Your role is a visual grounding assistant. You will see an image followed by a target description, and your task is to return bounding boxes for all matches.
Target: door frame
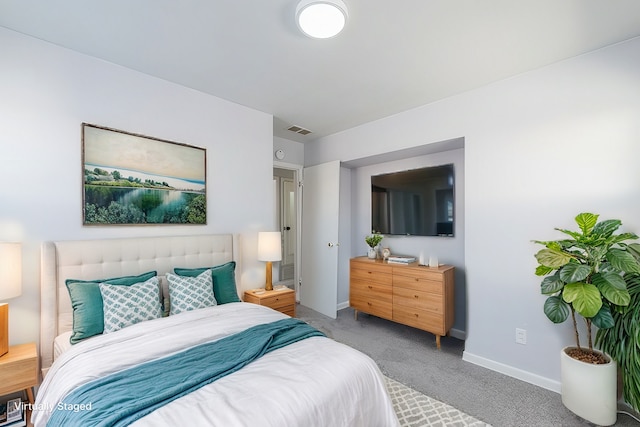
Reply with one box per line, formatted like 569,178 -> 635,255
274,161 -> 303,301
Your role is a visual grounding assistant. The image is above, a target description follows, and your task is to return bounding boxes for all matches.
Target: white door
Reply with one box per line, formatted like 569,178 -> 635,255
301,160 -> 340,318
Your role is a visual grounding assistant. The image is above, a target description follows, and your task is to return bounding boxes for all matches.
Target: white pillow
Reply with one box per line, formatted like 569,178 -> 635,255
99,277 -> 163,334
166,269 -> 217,315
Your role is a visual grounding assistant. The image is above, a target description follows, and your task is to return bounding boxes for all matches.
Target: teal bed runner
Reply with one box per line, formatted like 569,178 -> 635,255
47,318 -> 324,427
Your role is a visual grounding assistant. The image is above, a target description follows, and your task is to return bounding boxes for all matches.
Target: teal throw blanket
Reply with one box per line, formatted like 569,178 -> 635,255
47,318 -> 324,427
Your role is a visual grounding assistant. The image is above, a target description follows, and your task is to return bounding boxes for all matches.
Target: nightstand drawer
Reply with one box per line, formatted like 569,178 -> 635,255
244,288 -> 296,317
0,343 -> 38,396
260,293 -> 295,311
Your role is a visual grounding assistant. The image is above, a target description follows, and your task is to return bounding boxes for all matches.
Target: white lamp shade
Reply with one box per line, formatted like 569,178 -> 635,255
0,243 -> 22,300
258,232 -> 282,262
296,0 -> 348,39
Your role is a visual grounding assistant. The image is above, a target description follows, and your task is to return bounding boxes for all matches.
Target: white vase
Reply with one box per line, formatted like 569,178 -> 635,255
367,247 -> 377,259
560,346 -> 617,426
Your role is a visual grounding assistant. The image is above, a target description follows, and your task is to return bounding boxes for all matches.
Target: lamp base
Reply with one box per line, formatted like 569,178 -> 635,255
265,261 -> 273,291
0,303 -> 8,357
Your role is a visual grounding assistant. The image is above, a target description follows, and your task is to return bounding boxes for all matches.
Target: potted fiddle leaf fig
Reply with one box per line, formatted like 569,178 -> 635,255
533,212 -> 640,426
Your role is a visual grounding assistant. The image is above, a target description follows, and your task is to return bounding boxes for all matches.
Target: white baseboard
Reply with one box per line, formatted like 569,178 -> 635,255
337,301 -> 350,310
462,350 -> 561,393
449,328 -> 466,340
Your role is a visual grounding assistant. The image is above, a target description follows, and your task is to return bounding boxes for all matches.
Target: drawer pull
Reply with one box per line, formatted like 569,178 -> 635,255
414,295 -> 419,299
414,313 -> 419,318
368,285 -> 373,289
367,302 -> 372,306
414,278 -> 419,282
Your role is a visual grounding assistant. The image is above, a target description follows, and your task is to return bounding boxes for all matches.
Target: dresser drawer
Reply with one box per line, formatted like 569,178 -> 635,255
393,266 -> 444,281
393,273 -> 444,293
393,307 -> 444,335
350,267 -> 392,285
393,287 -> 442,313
350,294 -> 392,320
351,279 -> 391,301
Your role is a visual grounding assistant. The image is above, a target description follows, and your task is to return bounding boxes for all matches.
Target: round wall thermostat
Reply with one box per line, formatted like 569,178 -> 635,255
275,149 -> 285,160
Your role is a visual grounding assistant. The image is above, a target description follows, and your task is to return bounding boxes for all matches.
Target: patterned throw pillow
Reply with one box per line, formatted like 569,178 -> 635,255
173,261 -> 240,304
99,277 -> 163,334
166,269 -> 217,315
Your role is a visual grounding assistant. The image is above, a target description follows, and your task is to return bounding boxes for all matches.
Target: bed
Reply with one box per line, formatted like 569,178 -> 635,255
34,234 -> 399,427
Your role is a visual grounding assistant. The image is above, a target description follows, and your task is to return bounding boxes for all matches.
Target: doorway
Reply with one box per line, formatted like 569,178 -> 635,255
273,167 -> 297,286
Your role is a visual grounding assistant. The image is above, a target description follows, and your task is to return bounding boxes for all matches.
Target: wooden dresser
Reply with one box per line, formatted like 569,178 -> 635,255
349,257 -> 454,349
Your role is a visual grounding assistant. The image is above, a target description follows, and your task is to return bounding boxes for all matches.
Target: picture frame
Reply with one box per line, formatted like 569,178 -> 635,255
82,123 -> 206,225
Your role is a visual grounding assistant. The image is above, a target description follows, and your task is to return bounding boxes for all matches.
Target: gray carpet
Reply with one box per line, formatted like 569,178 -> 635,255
296,304 -> 640,426
386,375 -> 490,426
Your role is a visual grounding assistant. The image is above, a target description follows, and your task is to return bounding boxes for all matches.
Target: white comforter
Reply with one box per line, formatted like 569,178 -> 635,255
34,303 -> 399,427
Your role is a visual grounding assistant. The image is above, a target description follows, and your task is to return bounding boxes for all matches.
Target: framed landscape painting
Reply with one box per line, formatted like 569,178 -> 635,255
82,123 -> 206,225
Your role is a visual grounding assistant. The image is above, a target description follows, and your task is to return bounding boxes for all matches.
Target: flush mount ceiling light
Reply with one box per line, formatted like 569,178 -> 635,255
296,0 -> 348,39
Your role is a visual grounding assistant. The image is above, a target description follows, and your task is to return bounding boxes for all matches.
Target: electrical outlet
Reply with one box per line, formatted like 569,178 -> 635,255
516,328 -> 527,345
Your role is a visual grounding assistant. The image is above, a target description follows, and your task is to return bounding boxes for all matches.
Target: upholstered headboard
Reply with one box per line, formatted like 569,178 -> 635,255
40,234 -> 240,374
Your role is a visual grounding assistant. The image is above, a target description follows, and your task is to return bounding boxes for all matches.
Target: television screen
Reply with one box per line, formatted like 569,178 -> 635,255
371,164 -> 454,237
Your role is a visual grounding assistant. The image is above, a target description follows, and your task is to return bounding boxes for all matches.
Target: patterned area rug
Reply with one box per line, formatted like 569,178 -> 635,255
385,376 -> 491,427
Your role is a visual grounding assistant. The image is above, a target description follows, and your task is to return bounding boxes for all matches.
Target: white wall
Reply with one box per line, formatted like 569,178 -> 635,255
0,27 -> 274,347
305,36 -> 640,391
273,136 -> 304,165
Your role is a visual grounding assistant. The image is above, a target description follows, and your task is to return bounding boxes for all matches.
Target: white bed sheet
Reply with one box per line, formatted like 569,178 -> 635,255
52,331 -> 72,360
34,303 -> 399,427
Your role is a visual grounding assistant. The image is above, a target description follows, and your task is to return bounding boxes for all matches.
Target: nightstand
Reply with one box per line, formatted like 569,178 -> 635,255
0,342 -> 38,405
244,288 -> 296,317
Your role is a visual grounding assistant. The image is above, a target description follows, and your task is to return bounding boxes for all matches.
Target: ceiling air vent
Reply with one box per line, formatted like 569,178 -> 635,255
287,125 -> 312,136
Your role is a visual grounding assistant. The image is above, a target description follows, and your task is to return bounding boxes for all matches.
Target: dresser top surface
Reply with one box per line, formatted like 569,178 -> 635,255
351,256 -> 454,272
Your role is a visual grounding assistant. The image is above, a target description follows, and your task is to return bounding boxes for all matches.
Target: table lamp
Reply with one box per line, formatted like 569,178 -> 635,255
0,242 -> 22,357
258,232 -> 282,291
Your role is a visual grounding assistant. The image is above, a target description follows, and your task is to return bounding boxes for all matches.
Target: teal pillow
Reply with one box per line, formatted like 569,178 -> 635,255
173,261 -> 240,304
65,271 -> 157,344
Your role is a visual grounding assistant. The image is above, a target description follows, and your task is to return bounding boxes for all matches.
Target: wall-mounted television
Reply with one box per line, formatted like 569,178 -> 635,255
371,164 -> 454,237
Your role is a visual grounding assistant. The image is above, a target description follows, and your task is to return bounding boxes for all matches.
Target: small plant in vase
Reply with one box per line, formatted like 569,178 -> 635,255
365,233 -> 383,259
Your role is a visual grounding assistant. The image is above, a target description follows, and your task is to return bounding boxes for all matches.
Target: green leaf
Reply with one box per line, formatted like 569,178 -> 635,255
555,228 -> 582,240
627,243 -> 640,261
541,275 -> 565,294
592,219 -> 621,238
609,232 -> 639,245
594,271 -> 627,290
559,263 -> 591,283
543,296 -> 570,323
535,265 -> 553,276
535,248 -> 572,269
575,213 -> 598,235
592,305 -> 615,329
593,272 -> 631,306
608,248 -> 640,274
563,282 -> 602,318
